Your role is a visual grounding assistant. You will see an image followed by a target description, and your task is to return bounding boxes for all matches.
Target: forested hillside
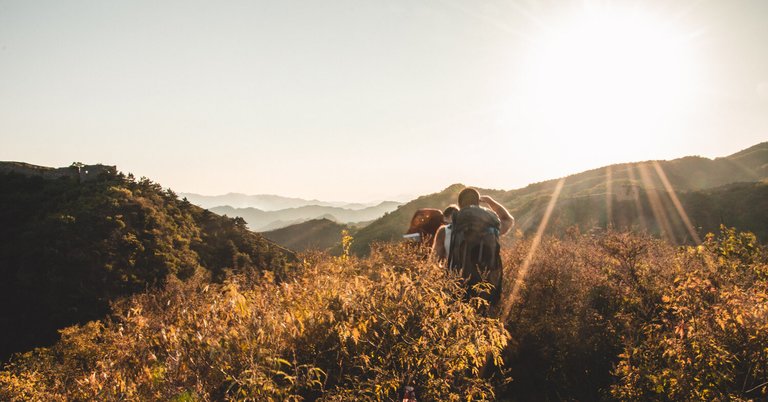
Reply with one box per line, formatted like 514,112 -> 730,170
350,142 -> 768,255
0,169 -> 293,362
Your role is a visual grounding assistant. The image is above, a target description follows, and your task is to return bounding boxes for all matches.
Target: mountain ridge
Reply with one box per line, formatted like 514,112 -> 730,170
261,218 -> 351,253
346,142 -> 768,255
179,191 -> 396,211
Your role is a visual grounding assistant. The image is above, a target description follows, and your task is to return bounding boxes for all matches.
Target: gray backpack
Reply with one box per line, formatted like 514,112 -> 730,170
447,206 -> 502,303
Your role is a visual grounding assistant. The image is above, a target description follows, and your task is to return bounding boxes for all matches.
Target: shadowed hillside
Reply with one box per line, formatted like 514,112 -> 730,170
351,142 -> 768,255
261,218 -> 351,253
0,165 -> 294,362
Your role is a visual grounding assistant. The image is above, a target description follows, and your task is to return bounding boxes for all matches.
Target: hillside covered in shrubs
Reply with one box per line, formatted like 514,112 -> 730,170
2,227 -> 766,401
349,142 -> 768,255
0,169 -> 293,362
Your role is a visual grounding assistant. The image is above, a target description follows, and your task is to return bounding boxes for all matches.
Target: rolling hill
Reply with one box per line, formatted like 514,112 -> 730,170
348,142 -> 768,254
261,218 -> 352,253
0,164 -> 294,362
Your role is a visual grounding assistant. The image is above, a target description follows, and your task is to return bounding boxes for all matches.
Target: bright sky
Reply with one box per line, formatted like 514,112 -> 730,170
1,1 -> 767,202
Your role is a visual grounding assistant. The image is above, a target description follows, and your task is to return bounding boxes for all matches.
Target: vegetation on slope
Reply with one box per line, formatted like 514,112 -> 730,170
492,227 -> 768,401
1,241 -> 507,401
352,143 -> 768,254
0,170 -> 292,362
2,227 -> 766,401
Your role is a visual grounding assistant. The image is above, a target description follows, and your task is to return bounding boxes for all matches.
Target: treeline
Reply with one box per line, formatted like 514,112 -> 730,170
2,228 -> 766,400
514,181 -> 768,244
0,171 -> 292,362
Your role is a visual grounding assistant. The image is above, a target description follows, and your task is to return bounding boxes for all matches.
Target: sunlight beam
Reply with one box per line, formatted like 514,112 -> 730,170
626,164 -> 647,231
637,163 -> 676,243
652,161 -> 702,244
501,178 -> 566,321
605,165 -> 613,228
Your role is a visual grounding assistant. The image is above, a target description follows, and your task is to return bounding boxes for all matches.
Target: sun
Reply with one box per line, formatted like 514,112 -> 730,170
518,4 -> 700,154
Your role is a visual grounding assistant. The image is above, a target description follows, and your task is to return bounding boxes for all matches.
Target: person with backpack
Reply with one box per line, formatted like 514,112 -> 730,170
447,188 -> 514,307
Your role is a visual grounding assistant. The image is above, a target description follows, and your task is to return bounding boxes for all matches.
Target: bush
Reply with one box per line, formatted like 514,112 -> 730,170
496,227 -> 767,401
0,242 -> 508,401
3,228 -> 766,401
496,231 -> 671,401
611,227 -> 768,401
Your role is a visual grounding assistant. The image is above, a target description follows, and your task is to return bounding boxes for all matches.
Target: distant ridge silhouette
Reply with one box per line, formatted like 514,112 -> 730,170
179,192 -> 394,211
211,201 -> 401,232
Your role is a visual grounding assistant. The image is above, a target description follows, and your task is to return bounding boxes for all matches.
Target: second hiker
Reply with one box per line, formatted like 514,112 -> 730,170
431,204 -> 459,261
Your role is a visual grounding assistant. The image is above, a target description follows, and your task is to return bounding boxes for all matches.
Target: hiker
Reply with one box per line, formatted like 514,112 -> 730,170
404,208 -> 444,244
447,188 -> 514,307
431,204 -> 459,261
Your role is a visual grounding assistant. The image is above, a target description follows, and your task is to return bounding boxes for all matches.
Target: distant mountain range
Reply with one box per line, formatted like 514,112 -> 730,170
266,142 -> 767,255
179,192 -> 388,211
210,201 -> 401,232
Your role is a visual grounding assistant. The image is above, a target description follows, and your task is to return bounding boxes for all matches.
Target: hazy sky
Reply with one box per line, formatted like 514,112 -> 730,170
1,1 -> 767,202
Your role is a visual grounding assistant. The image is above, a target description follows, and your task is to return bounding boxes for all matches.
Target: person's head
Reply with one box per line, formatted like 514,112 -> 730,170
443,204 -> 459,223
457,188 -> 480,209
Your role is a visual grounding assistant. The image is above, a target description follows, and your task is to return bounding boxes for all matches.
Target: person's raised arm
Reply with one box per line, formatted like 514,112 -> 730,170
479,195 -> 515,235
